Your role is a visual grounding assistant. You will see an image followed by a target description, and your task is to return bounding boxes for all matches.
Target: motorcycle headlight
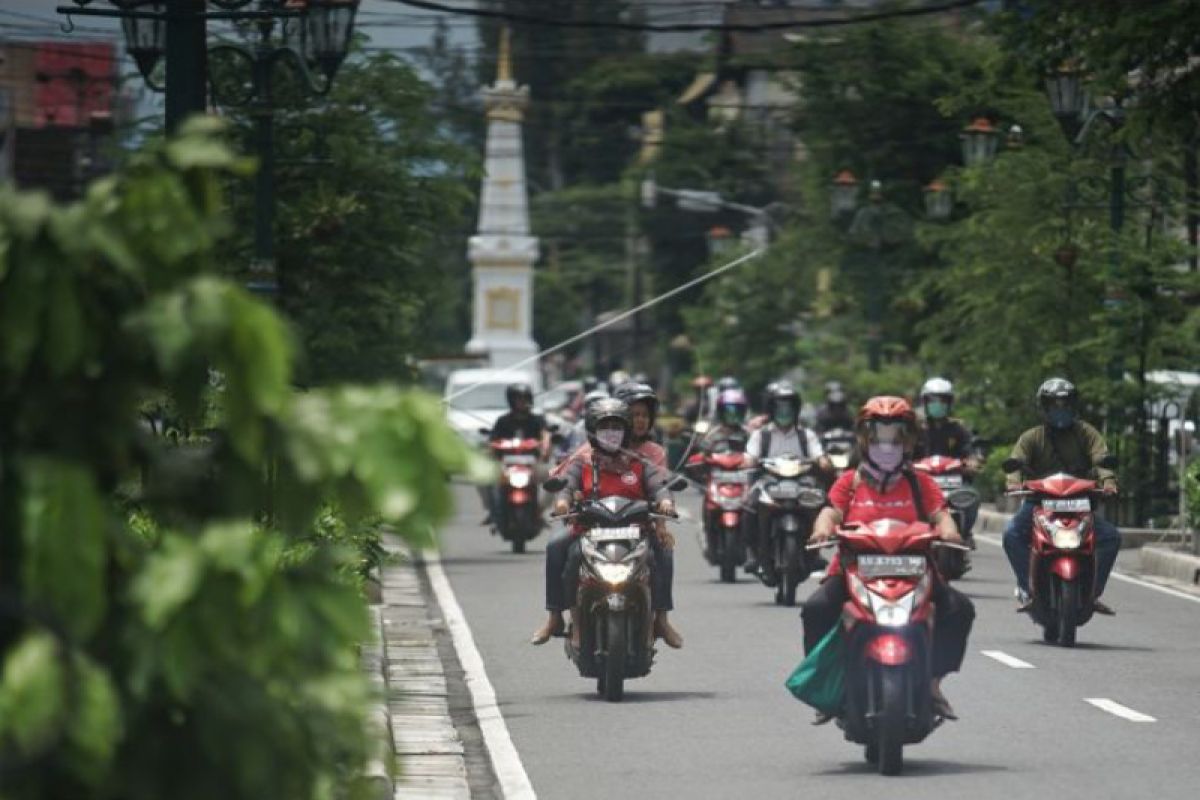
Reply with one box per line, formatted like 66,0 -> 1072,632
595,562 -> 633,586
507,470 -> 531,488
1050,521 -> 1082,550
873,597 -> 913,627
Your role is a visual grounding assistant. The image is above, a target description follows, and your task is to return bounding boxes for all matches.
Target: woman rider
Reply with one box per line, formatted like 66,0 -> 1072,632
802,396 -> 976,720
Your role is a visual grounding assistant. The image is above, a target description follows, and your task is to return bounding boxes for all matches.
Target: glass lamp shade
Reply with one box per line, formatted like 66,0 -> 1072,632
830,169 -> 859,217
960,117 -> 999,166
304,0 -> 360,80
120,2 -> 167,82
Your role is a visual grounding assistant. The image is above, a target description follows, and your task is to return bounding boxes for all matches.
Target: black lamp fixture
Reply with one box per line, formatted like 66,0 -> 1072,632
960,117 -> 1000,167
830,169 -> 859,217
303,0 -> 360,82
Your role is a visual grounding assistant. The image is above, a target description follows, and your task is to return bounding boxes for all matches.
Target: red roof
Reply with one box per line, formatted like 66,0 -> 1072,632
34,42 -> 117,128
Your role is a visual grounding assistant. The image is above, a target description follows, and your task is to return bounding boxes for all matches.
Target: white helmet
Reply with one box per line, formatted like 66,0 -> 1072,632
920,377 -> 954,400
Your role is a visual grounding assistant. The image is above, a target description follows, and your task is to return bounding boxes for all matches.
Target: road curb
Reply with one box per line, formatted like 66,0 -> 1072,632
378,538 -> 478,800
1139,545 -> 1200,587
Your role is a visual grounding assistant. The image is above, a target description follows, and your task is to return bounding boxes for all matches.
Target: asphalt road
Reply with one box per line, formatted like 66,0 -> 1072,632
437,484 -> 1200,799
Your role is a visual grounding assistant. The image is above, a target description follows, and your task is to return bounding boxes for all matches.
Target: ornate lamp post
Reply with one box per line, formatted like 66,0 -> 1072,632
58,0 -> 360,295
923,179 -> 952,221
960,117 -> 1000,167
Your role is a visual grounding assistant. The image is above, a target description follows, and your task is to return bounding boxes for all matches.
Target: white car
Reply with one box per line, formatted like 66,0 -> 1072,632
443,368 -> 543,447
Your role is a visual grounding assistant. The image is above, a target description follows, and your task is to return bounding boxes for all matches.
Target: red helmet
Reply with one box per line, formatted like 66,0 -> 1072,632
856,396 -> 917,450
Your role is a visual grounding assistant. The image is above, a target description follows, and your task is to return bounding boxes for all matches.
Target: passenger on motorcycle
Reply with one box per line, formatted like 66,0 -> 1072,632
742,382 -> 828,578
1003,378 -> 1120,615
481,383 -> 551,525
701,388 -> 750,455
914,377 -> 982,537
802,396 -> 975,720
532,399 -> 682,648
815,381 -> 855,434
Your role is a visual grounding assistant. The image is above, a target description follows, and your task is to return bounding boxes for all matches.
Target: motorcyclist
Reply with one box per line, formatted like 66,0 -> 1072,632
1003,378 -> 1120,615
701,388 -> 750,455
742,382 -> 828,579
532,398 -> 683,649
557,389 -> 609,462
802,396 -> 975,721
914,377 -> 982,541
815,381 -> 855,434
745,380 -> 779,433
481,383 -> 551,525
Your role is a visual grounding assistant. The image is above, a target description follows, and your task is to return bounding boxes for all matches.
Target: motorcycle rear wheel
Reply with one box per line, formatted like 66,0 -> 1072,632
877,668 -> 906,776
603,613 -> 626,702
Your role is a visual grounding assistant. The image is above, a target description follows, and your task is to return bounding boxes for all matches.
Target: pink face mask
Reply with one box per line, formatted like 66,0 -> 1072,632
596,430 -> 624,453
868,442 -> 904,471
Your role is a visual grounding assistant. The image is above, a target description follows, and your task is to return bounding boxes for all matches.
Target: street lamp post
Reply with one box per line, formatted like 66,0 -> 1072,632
59,1 -> 360,295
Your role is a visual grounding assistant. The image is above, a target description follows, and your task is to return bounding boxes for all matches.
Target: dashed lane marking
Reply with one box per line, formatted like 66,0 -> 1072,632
1084,698 -> 1157,723
981,650 -> 1036,669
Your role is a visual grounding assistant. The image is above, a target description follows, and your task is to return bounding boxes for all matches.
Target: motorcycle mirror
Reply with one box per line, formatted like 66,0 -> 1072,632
1001,457 -> 1024,473
668,476 -> 689,492
478,427 -> 491,436
543,477 -> 567,493
1096,453 -> 1119,469
546,422 -> 560,433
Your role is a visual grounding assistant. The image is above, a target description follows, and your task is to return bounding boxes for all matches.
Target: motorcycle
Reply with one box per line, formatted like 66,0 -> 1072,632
810,519 -> 965,775
821,427 -> 857,473
486,436 -> 543,553
1003,455 -> 1116,647
757,455 -> 826,606
543,475 -> 685,702
687,450 -> 754,583
912,455 -> 979,580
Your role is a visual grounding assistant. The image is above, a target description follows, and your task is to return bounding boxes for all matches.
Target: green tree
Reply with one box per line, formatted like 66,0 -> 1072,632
0,119 -> 487,799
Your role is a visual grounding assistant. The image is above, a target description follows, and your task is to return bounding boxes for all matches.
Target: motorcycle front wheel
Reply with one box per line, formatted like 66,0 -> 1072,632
1057,579 -> 1078,648
720,527 -> 739,583
603,612 -> 627,702
778,534 -> 802,607
877,667 -> 906,776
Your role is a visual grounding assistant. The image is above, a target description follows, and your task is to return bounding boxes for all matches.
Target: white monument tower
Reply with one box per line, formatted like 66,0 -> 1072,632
465,28 -> 539,368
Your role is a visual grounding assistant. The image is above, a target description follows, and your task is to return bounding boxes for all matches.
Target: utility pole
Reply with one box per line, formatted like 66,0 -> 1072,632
164,0 -> 208,133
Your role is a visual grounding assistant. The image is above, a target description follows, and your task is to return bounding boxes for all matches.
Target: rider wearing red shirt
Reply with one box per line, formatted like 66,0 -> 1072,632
802,396 -> 975,720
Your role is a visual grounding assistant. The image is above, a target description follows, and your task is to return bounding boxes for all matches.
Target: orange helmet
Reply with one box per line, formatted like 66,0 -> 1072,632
856,395 -> 918,450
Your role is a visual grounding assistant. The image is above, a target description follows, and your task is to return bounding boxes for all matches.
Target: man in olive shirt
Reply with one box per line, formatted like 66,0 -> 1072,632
1003,378 -> 1120,614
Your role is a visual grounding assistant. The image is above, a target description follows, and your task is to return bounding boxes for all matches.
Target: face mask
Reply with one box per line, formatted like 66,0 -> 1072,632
722,408 -> 744,426
926,400 -> 949,420
1047,408 -> 1075,429
596,429 -> 624,452
868,442 -> 904,472
773,404 -> 796,427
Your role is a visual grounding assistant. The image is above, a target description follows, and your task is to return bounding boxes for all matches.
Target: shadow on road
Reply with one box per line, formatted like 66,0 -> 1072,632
544,690 -> 721,704
1033,640 -> 1154,653
813,758 -> 1010,777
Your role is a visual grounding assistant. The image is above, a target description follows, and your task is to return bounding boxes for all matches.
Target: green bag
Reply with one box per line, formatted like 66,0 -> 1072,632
785,624 -> 846,714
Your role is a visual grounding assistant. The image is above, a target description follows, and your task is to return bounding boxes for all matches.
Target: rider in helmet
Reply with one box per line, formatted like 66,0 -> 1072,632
533,398 -> 682,648
702,388 -> 750,455
742,381 -> 828,578
815,381 -> 854,434
481,383 -> 551,524
915,377 -> 982,541
1003,378 -> 1120,614
804,396 -> 975,720
745,380 -> 779,432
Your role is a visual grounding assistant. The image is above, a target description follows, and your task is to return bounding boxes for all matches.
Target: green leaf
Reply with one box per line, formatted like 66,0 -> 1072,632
20,459 -> 108,640
66,654 -> 122,780
0,632 -> 66,756
133,536 -> 203,630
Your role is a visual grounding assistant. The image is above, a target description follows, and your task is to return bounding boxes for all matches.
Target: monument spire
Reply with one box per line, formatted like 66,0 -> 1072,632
465,27 -> 539,367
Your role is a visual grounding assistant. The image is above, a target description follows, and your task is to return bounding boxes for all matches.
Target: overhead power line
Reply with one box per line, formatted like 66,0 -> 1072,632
388,0 -> 985,32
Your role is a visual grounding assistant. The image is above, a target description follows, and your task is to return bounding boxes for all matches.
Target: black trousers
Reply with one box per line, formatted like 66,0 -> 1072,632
546,532 -> 674,611
800,576 -> 975,678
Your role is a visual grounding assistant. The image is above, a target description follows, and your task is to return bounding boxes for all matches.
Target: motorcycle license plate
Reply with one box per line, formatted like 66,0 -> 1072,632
858,555 -> 926,578
935,474 -> 963,489
1043,497 -> 1090,513
711,470 -> 750,483
590,526 -> 641,543
502,454 -> 537,465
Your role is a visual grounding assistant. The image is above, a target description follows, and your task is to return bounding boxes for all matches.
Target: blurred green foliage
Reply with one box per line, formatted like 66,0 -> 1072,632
0,118 -> 488,799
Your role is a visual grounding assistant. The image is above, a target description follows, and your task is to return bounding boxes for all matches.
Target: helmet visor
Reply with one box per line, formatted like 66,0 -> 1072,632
868,419 -> 908,444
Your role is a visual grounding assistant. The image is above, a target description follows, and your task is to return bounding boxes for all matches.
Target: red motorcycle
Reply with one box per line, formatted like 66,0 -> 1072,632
687,451 -> 754,582
489,437 -> 542,553
912,456 -> 979,580
812,519 -> 963,775
1003,456 -> 1115,647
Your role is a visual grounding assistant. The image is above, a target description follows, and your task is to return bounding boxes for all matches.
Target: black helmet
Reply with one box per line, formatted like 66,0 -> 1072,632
582,389 -> 609,412
767,381 -> 801,422
717,375 -> 741,393
615,381 -> 659,429
585,397 -> 631,451
1037,377 -> 1078,429
505,382 -> 533,409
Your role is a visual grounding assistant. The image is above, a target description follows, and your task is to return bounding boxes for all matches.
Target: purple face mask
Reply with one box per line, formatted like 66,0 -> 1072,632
868,442 -> 904,472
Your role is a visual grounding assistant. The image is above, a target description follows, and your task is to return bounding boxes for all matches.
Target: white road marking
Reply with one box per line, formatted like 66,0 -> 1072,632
974,533 -> 1200,606
423,548 -> 537,799
981,650 -> 1036,669
1084,698 -> 1157,723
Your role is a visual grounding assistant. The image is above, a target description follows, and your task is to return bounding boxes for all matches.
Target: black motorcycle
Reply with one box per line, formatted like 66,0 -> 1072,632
756,455 -> 826,606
